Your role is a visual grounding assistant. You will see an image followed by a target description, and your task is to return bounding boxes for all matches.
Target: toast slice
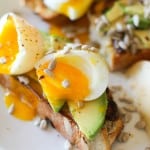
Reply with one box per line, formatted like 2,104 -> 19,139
89,1 -> 150,71
22,0 -> 114,21
22,0 -> 59,20
38,100 -> 123,150
90,24 -> 150,71
0,74 -> 123,150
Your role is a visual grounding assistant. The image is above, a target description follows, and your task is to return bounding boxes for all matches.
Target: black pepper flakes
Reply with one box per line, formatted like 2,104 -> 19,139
39,75 -> 45,80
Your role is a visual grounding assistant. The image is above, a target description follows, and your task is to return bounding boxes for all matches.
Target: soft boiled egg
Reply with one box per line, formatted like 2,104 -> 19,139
35,44 -> 109,102
0,13 -> 45,75
43,0 -> 94,20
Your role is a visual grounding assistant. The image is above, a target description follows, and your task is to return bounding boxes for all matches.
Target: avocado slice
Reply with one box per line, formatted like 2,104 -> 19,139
38,80 -> 65,112
47,97 -> 65,112
127,17 -> 150,29
49,35 -> 69,50
68,92 -> 108,140
124,3 -> 144,16
105,2 -> 124,22
134,30 -> 150,49
40,31 -> 69,52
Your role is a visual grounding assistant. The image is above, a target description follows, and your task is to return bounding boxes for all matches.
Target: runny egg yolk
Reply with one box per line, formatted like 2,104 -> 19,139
59,0 -> 92,19
59,0 -> 81,16
36,58 -> 89,102
0,17 -> 18,74
3,76 -> 39,121
5,92 -> 36,121
44,0 -> 93,20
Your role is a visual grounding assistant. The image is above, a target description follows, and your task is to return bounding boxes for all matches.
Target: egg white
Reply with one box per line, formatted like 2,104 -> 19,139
0,13 -> 45,74
43,0 -> 93,20
35,48 -> 109,101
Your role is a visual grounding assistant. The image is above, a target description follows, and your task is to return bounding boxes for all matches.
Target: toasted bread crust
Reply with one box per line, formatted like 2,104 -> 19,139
37,100 -> 123,150
0,75 -> 123,150
105,47 -> 150,71
22,0 -> 59,20
90,23 -> 150,71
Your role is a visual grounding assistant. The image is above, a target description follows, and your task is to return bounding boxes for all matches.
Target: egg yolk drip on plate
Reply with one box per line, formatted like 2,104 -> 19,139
36,57 -> 89,102
2,75 -> 40,121
0,16 -> 18,74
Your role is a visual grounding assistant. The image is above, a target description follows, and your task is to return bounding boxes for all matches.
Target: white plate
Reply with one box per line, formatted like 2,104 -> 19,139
0,1 -> 149,150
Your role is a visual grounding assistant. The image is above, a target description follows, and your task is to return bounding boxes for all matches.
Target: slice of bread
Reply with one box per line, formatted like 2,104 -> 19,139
22,0 -> 59,20
89,1 -> 150,71
90,19 -> 150,71
0,74 -> 123,150
37,94 -> 123,150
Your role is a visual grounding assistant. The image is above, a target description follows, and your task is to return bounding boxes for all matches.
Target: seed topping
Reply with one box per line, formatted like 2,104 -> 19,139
62,79 -> 70,88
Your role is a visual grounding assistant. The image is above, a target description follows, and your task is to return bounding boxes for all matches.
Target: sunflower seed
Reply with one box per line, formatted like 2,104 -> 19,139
109,86 -> 122,92
118,41 -> 127,50
0,56 -> 7,64
135,119 -> 146,130
121,113 -> 132,123
126,24 -> 133,33
62,79 -> 70,88
90,47 -> 98,52
96,15 -> 108,31
81,45 -> 90,50
63,45 -> 72,54
72,44 -> 82,50
48,58 -> 56,71
123,34 -> 130,46
17,76 -> 30,85
123,104 -> 137,112
133,15 -> 140,27
118,132 -> 131,142
101,15 -> 109,24
34,117 -> 41,126
44,69 -> 53,77
64,117 -> 73,137
119,97 -> 133,104
39,119 -> 47,129
119,107 -> 127,115
8,103 -> 15,114
116,23 -> 124,32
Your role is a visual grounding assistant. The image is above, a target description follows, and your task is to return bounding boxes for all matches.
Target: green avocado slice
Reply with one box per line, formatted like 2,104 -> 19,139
48,98 -> 65,112
105,2 -> 124,22
68,92 -> 108,140
127,17 -> 150,30
124,3 -> 144,16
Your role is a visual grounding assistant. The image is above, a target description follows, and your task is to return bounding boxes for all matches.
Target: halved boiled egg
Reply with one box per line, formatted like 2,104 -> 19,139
35,45 -> 109,102
43,0 -> 94,20
0,13 -> 45,75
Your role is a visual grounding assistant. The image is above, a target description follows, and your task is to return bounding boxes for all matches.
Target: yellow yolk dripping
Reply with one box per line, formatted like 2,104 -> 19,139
0,17 -> 18,74
2,75 -> 39,121
37,60 -> 89,102
5,92 -> 36,121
